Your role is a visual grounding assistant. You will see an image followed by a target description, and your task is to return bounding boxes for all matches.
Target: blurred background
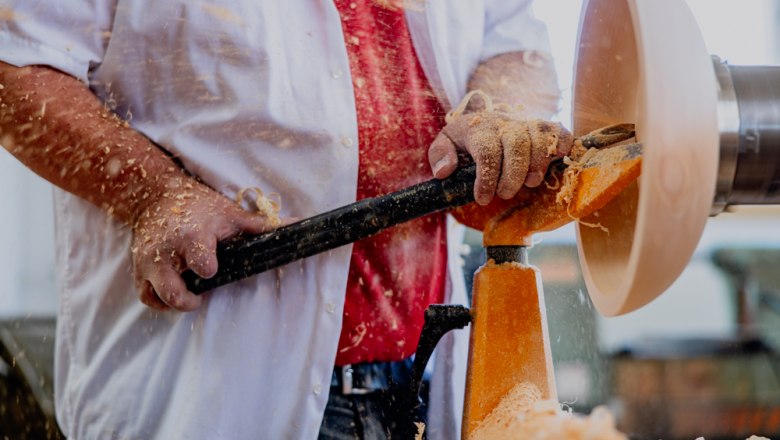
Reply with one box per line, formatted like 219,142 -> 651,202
1,0 -> 780,439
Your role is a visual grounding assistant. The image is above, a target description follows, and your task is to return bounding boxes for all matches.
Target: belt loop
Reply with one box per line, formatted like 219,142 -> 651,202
341,364 -> 354,395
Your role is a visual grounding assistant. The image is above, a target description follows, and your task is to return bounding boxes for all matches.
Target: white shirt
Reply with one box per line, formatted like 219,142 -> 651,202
0,1 -> 550,438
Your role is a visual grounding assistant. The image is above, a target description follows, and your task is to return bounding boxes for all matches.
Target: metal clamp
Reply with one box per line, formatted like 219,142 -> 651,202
711,56 -> 740,215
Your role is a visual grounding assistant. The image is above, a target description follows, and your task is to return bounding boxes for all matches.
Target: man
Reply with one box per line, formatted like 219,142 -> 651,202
0,0 -> 567,438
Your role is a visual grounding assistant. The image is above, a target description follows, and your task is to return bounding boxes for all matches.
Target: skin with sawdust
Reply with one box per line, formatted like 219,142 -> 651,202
0,62 -> 272,311
428,51 -> 573,205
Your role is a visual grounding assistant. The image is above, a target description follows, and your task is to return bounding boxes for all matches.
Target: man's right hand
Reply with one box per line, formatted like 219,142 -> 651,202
0,62 -> 278,312
131,178 -> 275,311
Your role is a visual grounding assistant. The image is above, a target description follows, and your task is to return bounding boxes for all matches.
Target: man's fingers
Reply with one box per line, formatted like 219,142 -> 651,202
234,210 -> 274,235
428,132 -> 459,179
148,265 -> 202,311
526,120 -> 560,188
432,114 -> 576,198
496,122 -> 531,199
466,125 -> 502,205
183,234 -> 218,279
138,280 -> 170,311
555,126 -> 574,159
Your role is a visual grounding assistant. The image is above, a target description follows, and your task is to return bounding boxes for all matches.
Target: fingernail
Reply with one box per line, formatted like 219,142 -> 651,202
432,158 -> 449,176
496,186 -> 514,200
475,191 -> 491,206
525,171 -> 544,188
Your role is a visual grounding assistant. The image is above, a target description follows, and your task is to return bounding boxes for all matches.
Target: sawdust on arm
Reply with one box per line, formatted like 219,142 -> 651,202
465,51 -> 561,120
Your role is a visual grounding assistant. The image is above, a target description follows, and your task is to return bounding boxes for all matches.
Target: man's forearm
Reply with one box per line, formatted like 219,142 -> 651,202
0,62 -> 189,225
467,51 -> 561,120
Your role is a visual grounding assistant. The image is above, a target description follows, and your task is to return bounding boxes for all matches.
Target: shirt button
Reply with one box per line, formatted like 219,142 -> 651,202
325,302 -> 336,314
313,384 -> 322,395
341,137 -> 354,148
331,69 -> 344,79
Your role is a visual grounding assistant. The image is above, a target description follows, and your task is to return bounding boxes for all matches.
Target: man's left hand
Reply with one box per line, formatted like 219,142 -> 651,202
428,113 -> 573,205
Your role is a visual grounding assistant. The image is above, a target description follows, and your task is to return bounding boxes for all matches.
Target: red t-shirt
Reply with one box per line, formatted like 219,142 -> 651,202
334,0 -> 448,365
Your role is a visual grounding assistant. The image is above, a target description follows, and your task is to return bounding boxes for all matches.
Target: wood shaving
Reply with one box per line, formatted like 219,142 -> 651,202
556,146 -> 597,206
414,422 -> 425,440
338,322 -> 367,353
235,187 -> 281,227
544,169 -> 560,190
555,144 -> 610,233
446,90 -> 495,124
448,90 -> 493,123
573,214 -> 609,234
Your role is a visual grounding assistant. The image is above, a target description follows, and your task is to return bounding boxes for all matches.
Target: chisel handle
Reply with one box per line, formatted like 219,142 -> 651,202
183,164 -> 476,294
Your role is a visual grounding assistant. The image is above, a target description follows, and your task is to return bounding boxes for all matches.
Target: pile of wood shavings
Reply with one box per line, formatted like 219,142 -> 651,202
470,382 -> 772,440
697,437 -> 770,440
470,382 -> 627,440
696,435 -> 772,440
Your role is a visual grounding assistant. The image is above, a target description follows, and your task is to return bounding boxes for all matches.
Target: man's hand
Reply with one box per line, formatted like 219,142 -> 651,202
0,62 -> 279,312
428,113 -> 573,205
131,178 -> 275,311
428,50 -> 569,205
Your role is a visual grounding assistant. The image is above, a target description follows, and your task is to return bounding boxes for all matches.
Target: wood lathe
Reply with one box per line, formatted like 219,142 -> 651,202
181,123 -> 642,437
182,0 -> 780,435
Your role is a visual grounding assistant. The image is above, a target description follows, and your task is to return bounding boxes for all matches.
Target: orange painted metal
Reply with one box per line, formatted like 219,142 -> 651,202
463,261 -> 556,437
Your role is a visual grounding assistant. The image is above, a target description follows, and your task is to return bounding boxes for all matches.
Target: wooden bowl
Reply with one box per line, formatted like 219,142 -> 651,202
573,0 -> 720,316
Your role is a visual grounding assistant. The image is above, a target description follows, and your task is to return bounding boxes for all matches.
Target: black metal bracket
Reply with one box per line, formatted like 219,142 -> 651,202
402,304 -> 472,438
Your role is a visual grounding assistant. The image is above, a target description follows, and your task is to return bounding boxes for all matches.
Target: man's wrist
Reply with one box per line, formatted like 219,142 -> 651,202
466,51 -> 561,120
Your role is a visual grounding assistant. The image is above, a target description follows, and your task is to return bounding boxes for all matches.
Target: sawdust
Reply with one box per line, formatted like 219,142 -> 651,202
0,7 -> 18,21
446,89 -> 527,124
470,382 -> 627,440
199,3 -> 245,26
372,0 -> 426,12
528,120 -> 561,157
697,436 -> 770,440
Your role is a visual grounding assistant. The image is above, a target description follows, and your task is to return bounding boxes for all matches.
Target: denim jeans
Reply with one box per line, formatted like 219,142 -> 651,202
318,360 -> 428,440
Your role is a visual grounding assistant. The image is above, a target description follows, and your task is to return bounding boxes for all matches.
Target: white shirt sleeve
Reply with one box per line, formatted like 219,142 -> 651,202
0,0 -> 117,83
481,0 -> 552,62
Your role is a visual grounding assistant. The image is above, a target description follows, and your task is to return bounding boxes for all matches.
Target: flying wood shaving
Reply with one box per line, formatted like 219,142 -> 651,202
574,214 -> 609,234
235,187 -> 281,227
338,322 -> 367,353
